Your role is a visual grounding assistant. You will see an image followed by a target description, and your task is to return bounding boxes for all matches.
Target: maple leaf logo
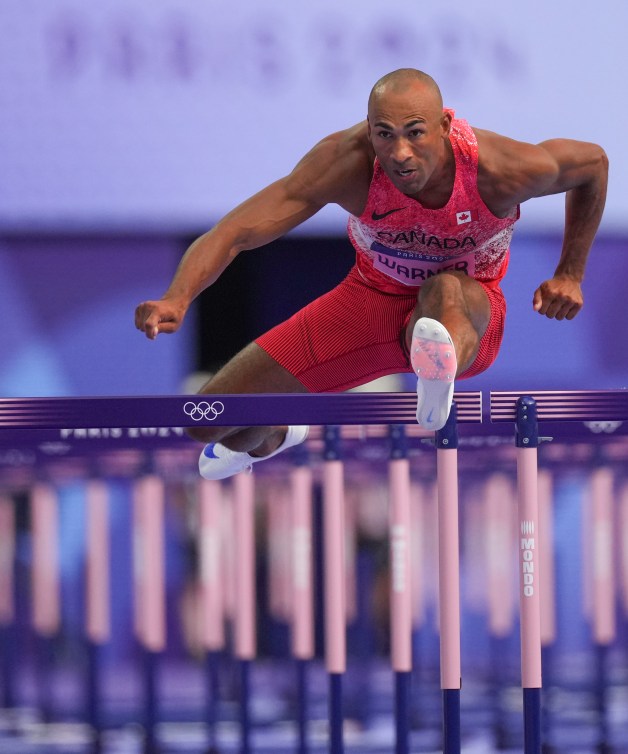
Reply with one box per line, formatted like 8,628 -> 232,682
455,210 -> 475,225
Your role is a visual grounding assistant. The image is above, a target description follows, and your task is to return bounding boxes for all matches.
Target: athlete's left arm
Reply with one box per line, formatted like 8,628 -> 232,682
531,139 -> 609,320
477,130 -> 608,320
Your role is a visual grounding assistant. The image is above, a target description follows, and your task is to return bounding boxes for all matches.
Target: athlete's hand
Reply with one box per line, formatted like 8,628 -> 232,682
135,298 -> 187,339
532,277 -> 583,320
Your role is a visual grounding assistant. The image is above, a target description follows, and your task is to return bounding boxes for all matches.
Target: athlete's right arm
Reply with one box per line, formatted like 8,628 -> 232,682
135,126 -> 370,339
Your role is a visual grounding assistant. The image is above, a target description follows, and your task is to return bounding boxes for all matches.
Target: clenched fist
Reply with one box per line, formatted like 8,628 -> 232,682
532,277 -> 583,321
135,298 -> 187,339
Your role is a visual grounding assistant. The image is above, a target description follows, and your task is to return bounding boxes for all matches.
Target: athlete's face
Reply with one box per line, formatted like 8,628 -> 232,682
367,85 -> 451,197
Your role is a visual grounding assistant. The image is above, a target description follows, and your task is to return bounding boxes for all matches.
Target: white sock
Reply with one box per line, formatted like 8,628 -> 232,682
257,425 -> 309,460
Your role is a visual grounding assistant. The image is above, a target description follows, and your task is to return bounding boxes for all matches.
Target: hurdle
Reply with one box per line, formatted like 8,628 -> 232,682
85,478 -> 111,749
133,473 -> 167,754
30,481 -> 61,724
319,425 -> 345,754
388,423 -> 412,754
198,478 -> 226,754
0,494 -> 15,712
435,403 -> 462,754
1,390 -> 628,752
289,444 -> 314,754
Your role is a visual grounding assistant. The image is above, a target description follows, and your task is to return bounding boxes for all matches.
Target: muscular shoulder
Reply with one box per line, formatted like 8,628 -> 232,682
285,122 -> 374,214
473,127 -> 560,215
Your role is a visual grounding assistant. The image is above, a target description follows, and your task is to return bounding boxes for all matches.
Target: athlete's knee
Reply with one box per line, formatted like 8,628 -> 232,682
419,270 -> 467,301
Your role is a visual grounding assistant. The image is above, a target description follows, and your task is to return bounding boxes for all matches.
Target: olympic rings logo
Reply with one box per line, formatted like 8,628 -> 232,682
183,400 -> 225,422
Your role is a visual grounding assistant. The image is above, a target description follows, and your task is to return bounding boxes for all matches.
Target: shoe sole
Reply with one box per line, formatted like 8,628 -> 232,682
410,318 -> 456,430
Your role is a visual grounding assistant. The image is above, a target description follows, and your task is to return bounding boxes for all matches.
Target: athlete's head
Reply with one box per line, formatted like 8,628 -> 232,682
367,69 -> 452,197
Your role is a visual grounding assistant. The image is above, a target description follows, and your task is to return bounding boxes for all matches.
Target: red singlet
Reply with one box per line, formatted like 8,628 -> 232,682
256,117 -> 519,391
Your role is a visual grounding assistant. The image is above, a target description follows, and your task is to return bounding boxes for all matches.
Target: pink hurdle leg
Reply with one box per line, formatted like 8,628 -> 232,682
133,474 -> 166,753
538,470 -> 556,648
31,483 -> 60,638
0,495 -> 16,709
620,481 -> 628,618
233,471 -> 256,754
435,405 -> 461,754
291,462 -> 314,754
344,489 -> 358,627
199,479 -> 225,752
199,479 -> 225,653
31,483 -> 61,722
515,397 -> 542,754
390,456 -> 413,674
589,466 -> 616,751
323,426 -> 346,754
389,425 -> 412,754
136,476 -> 166,653
267,485 -> 292,624
85,480 -> 111,737
291,465 -> 314,662
86,480 -> 111,645
0,495 -> 15,628
485,473 -> 517,641
589,468 -> 616,646
410,483 -> 427,632
233,472 -> 256,661
484,472 -> 517,746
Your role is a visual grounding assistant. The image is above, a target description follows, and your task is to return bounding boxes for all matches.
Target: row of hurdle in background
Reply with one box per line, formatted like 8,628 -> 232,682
0,391 -> 628,753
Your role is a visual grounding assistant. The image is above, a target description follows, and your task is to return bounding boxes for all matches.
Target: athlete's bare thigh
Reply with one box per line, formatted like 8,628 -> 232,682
198,342 -> 309,396
186,343 -> 307,446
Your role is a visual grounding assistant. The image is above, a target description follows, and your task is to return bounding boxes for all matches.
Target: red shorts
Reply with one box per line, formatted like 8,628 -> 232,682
255,266 -> 506,392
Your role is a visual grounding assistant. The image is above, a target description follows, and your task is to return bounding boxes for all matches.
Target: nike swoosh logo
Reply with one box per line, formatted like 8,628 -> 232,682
203,444 -> 219,459
426,408 -> 434,423
371,207 -> 407,221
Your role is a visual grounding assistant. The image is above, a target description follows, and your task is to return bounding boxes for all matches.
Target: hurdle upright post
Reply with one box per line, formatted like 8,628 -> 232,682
85,478 -> 111,750
388,424 -> 412,754
31,482 -> 61,724
435,403 -> 461,754
198,478 -> 226,754
322,425 -> 346,754
290,442 -> 314,754
515,396 -> 542,754
588,465 -> 616,753
0,495 -> 16,711
233,471 -> 256,754
133,473 -> 167,754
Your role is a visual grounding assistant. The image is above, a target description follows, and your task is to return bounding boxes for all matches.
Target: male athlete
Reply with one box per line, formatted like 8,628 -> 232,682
135,68 -> 608,480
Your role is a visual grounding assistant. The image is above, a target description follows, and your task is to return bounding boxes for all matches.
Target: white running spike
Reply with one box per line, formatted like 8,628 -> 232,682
410,317 -> 457,431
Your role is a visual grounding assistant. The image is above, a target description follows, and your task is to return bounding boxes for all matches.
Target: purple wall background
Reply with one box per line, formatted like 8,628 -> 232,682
468,233 -> 628,393
1,1 -> 625,397
1,0 -> 626,234
0,236 -> 193,396
0,231 -> 624,398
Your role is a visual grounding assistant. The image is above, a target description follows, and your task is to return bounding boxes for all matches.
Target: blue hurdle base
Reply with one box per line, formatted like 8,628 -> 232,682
442,688 -> 460,754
